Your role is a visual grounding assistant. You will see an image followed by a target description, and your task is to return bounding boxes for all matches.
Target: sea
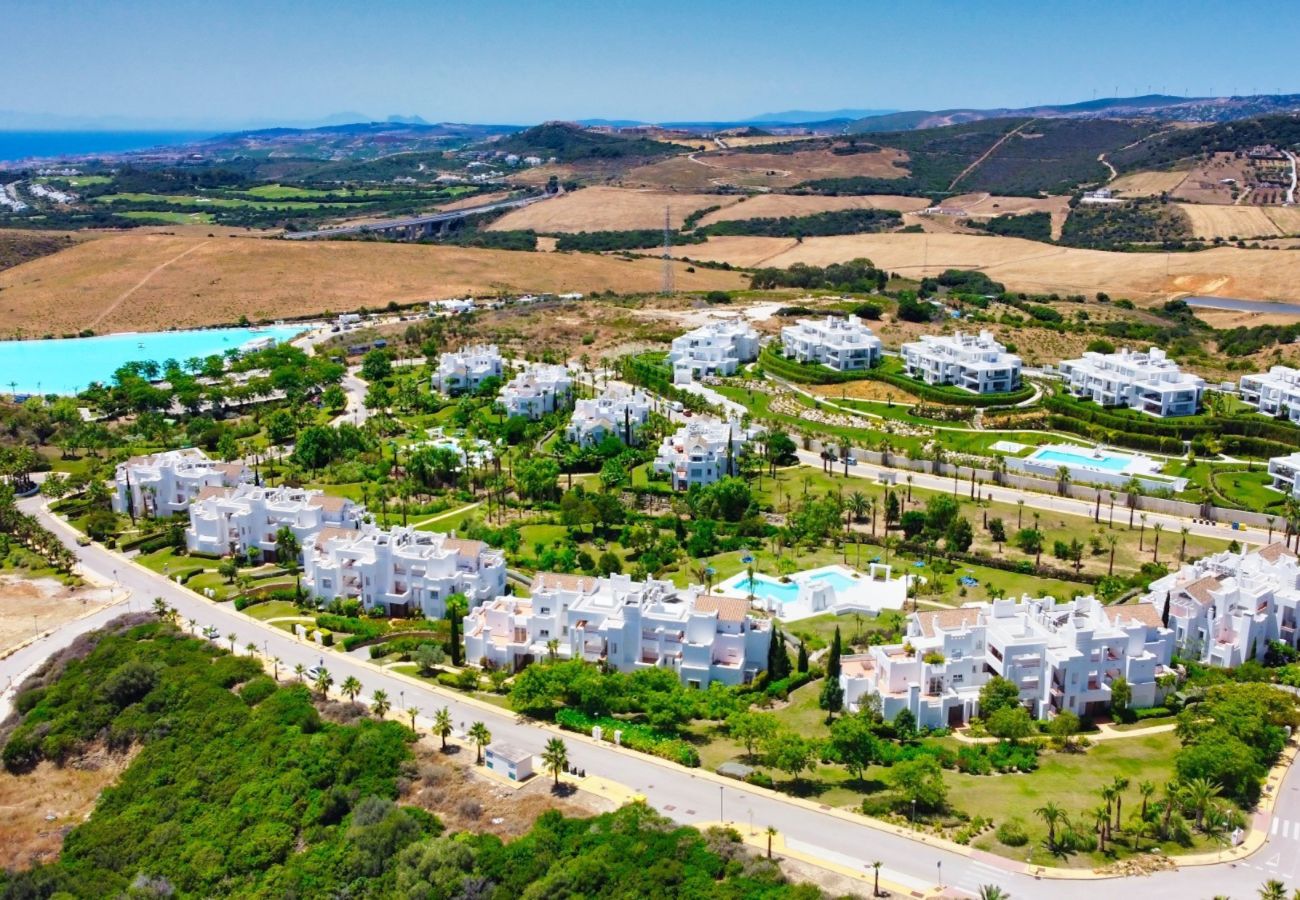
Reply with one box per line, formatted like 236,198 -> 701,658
0,131 -> 213,163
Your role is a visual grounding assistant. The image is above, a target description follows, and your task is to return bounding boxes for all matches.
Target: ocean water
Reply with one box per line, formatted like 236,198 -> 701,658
0,131 -> 213,163
0,326 -> 306,395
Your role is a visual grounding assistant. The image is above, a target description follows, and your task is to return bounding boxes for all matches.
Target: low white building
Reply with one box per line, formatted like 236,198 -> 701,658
1144,543 -> 1300,668
500,364 -> 573,419
485,743 -> 534,780
185,484 -> 361,560
780,314 -> 882,371
900,330 -> 1022,394
566,387 -> 653,447
1058,346 -> 1205,417
668,320 -> 760,384
434,344 -> 503,395
464,573 -> 770,687
652,417 -> 757,490
1240,366 -> 1300,424
430,298 -> 476,315
112,448 -> 250,519
1268,452 -> 1300,499
301,524 -> 506,618
841,595 -> 1173,728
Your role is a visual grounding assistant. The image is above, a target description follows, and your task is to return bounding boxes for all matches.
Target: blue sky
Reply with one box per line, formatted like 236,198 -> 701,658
3,0 -> 1295,127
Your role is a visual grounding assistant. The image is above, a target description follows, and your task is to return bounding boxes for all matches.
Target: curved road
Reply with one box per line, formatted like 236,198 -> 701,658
4,496 -> 1297,897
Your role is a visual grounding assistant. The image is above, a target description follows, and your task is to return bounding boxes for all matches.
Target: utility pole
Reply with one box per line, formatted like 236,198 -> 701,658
661,205 -> 674,295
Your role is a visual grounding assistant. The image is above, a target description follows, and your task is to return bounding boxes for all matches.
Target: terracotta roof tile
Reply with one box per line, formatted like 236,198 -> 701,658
531,572 -> 599,593
312,526 -> 358,550
1104,602 -> 1165,630
914,607 -> 982,639
308,494 -> 349,512
694,594 -> 751,623
1258,542 -> 1296,564
1181,575 -> 1222,606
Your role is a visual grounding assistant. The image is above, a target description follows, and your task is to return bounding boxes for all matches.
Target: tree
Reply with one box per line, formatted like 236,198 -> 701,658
766,826 -> 777,860
1257,879 -> 1287,900
446,593 -> 468,666
764,731 -> 818,784
945,516 -> 974,553
1110,775 -> 1130,833
468,721 -> 491,765
828,713 -> 882,782
796,639 -> 808,673
819,626 -> 844,719
766,627 -> 792,681
1035,801 -> 1066,850
274,526 -> 300,568
890,755 -> 947,811
218,557 -> 239,583
371,690 -> 391,719
313,667 -> 333,697
341,675 -> 362,702
360,348 -> 393,381
1015,528 -> 1044,566
727,710 -> 778,760
1048,709 -> 1080,750
978,888 -> 1009,900
432,707 -> 453,751
1110,676 -> 1131,719
987,517 -> 1006,552
542,737 -> 568,787
979,676 -> 1022,718
871,861 -> 883,898
413,643 -> 446,675
985,706 -> 1033,742
293,662 -> 305,682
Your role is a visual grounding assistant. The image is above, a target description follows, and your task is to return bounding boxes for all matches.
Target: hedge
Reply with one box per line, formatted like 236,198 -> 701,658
896,539 -> 1101,585
554,708 -> 700,767
1046,393 -> 1300,444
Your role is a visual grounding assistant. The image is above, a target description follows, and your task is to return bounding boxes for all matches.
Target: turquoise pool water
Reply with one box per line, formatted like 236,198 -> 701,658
738,570 -> 859,604
1032,448 -> 1132,473
0,326 -> 306,395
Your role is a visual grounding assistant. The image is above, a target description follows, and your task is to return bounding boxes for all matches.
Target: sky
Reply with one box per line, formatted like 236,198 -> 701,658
3,0 -> 1296,129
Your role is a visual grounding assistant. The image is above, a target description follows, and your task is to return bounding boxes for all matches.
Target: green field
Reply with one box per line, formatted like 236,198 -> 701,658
118,210 -> 215,224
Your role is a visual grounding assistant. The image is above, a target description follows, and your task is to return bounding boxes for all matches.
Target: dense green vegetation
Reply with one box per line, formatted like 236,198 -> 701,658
0,621 -> 817,898
747,257 -> 888,291
495,123 -> 680,161
957,119 -> 1159,195
1059,198 -> 1195,250
967,211 -> 1052,242
1110,114 -> 1300,173
553,229 -> 706,252
697,207 -> 902,238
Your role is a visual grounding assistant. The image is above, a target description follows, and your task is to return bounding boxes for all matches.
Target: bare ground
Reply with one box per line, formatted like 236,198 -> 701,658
487,186 -> 741,232
0,575 -> 115,654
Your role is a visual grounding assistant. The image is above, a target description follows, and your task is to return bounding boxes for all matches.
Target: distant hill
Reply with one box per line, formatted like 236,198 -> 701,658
1109,113 -> 1300,173
746,108 -> 898,124
847,94 -> 1300,133
492,122 -> 680,161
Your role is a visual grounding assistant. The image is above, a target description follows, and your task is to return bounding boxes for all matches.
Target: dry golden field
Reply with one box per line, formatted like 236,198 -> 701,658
0,233 -> 746,336
624,145 -> 907,191
1175,203 -> 1300,240
486,186 -> 740,232
1109,170 -> 1188,196
694,193 -> 930,226
682,232 -> 1300,304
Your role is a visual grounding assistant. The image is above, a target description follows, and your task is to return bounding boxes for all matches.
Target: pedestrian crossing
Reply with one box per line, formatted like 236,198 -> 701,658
1271,817 -> 1300,841
953,860 -> 1015,895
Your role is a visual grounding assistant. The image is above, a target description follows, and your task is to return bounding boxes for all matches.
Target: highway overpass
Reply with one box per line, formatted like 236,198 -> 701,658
282,191 -> 552,241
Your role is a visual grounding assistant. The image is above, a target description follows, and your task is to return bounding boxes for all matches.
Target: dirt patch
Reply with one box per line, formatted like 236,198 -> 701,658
0,745 -> 138,870
1110,170 -> 1187,197
0,230 -> 86,273
0,233 -> 746,336
810,380 -> 924,403
0,575 -> 116,654
1176,203 -> 1300,240
487,186 -> 740,232
625,145 -> 908,191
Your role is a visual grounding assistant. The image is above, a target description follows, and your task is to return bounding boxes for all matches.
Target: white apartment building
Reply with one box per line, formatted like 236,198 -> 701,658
781,314 -> 883,371
301,524 -> 506,618
434,344 -> 503,394
840,595 -> 1173,728
1240,366 -> 1300,424
463,573 -> 770,687
668,320 -> 760,384
900,330 -> 1022,394
1268,452 -> 1300,500
185,484 -> 360,560
652,417 -> 757,490
112,448 -> 250,519
1057,346 -> 1205,417
566,387 -> 653,447
500,364 -> 573,419
1144,543 -> 1300,668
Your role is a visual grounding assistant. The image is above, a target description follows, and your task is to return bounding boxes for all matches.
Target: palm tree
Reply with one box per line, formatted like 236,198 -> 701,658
847,490 -> 868,523
293,662 -> 306,682
1035,802 -> 1065,851
1139,513 -> 1148,550
1016,499 -> 1025,530
1258,880 -> 1287,900
468,721 -> 491,764
1092,804 -> 1110,853
1181,777 -> 1221,830
871,860 -> 883,897
766,826 -> 777,859
542,736 -> 568,786
312,668 -> 333,697
977,887 -> 1009,900
272,657 -> 281,680
1056,465 -> 1071,497
1105,533 -> 1118,576
341,675 -> 362,702
1151,522 -> 1163,562
433,706 -> 453,750
371,689 -> 391,718
1138,780 -> 1155,821
1179,525 -> 1190,562
1110,776 -> 1130,833
226,632 -> 237,652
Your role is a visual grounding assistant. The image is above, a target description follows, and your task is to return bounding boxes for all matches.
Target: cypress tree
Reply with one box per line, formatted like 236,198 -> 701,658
796,639 -> 809,673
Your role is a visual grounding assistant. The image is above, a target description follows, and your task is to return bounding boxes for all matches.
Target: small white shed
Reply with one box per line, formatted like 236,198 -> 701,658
485,742 -> 534,781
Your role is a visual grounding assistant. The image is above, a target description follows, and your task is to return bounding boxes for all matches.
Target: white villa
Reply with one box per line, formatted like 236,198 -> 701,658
185,484 -> 361,560
840,595 -> 1173,728
668,320 -> 760,384
112,448 -> 250,519
781,314 -> 882,371
566,387 -> 653,447
434,344 -> 503,394
301,524 -> 506,618
900,330 -> 1022,394
1240,366 -> 1300,423
500,364 -> 573,419
463,573 -> 770,687
1057,346 -> 1205,417
1144,543 -> 1300,668
652,417 -> 757,490
1268,452 -> 1300,500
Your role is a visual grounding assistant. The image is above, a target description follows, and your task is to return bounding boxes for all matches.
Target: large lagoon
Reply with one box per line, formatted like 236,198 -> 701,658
0,326 -> 307,395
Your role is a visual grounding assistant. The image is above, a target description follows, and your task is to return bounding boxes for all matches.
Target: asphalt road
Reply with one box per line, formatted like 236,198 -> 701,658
6,496 -> 1299,897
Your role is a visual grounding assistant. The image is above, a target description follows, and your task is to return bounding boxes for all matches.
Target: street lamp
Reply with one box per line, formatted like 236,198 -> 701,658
719,785 -> 724,823
936,861 -> 941,887
911,799 -> 916,828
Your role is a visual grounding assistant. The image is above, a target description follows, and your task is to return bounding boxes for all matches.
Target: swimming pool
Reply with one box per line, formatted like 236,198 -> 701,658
809,570 -> 858,592
0,325 -> 307,395
737,576 -> 800,603
1031,447 -> 1133,473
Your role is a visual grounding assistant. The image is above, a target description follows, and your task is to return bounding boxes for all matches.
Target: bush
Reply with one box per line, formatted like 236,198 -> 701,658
996,818 -> 1029,847
239,676 -> 278,706
554,708 -> 700,767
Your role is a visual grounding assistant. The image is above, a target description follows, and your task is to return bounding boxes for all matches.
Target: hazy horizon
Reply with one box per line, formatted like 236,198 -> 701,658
3,0 -> 1296,130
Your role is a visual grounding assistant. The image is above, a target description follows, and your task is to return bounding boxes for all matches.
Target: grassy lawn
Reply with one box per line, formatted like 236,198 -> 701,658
118,210 -> 214,224
783,610 -> 905,651
243,600 -> 306,621
1209,469 -> 1289,515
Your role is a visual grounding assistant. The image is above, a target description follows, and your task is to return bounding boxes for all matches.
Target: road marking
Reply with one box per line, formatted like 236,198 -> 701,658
1273,817 -> 1281,835
1266,852 -> 1281,868
1285,821 -> 1292,839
